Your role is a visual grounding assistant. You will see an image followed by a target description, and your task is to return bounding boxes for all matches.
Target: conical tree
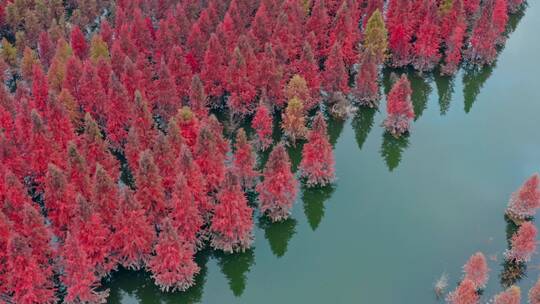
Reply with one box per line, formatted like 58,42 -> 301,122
299,112 -> 335,187
257,143 -> 298,222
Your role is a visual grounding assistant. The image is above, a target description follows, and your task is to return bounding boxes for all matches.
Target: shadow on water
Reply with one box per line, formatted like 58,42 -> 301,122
106,251 -> 210,304
500,260 -> 527,288
302,184 -> 336,231
286,141 -> 305,173
380,132 -> 410,172
259,216 -> 298,258
462,64 -> 495,113
351,107 -> 377,151
410,73 -> 432,121
214,249 -> 255,297
499,215 -> 527,288
327,115 -> 345,148
433,71 -> 455,116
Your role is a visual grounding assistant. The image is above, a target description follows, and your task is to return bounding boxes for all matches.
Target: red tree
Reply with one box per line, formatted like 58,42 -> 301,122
170,173 -> 203,247
100,19 -> 113,47
463,252 -> 489,289
299,112 -> 335,187
79,113 -> 118,180
194,123 -> 226,192
412,0 -> 441,71
61,232 -> 108,304
168,45 -> 193,100
200,33 -> 226,98
38,31 -> 54,68
78,61 -> 107,120
323,42 -> 349,94
506,173 -> 540,223
153,60 -> 178,119
447,279 -> 479,304
306,0 -> 330,60
295,40 -> 321,105
226,47 -> 257,115
383,74 -> 414,137
256,44 -> 285,108
32,63 -> 48,112
91,164 -> 118,223
147,219 -> 199,292
329,1 -> 360,66
175,106 -> 200,148
72,195 -> 114,275
493,0 -> 509,41
189,74 -> 208,117
353,52 -> 380,107
232,128 -> 258,190
386,0 -> 413,67
211,171 -> 254,252
112,189 -> 156,270
71,25 -> 88,59
441,1 -> 466,75
0,211 -> 10,297
105,77 -> 132,148
67,142 -> 91,199
151,133 -> 178,193
178,145 -> 212,214
135,150 -> 166,223
6,234 -> 56,304
505,221 -> 537,263
493,286 -> 521,304
530,277 -> 540,304
467,1 -> 498,66
257,143 -> 298,222
463,0 -> 481,15
252,102 -> 273,150
130,9 -> 154,55
63,56 -> 83,99
250,1 -> 273,49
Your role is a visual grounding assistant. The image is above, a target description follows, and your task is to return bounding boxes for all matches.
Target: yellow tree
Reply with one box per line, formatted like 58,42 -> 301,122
281,97 -> 307,146
363,9 -> 388,65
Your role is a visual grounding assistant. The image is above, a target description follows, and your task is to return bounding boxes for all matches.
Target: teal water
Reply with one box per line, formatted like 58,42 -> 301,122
106,3 -> 540,303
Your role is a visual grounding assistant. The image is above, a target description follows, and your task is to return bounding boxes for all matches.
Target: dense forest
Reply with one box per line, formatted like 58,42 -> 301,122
0,0 -> 535,303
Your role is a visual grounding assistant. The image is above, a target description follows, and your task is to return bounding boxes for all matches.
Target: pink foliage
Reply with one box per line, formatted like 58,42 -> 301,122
447,279 -> 479,304
467,1 -> 498,66
353,53 -> 380,107
505,221 -> 537,263
412,0 -> 441,72
61,232 -> 108,304
529,277 -> 540,304
386,0 -> 413,67
147,220 -> 199,292
383,75 -> 414,137
252,102 -> 273,150
299,112 -> 335,187
232,128 -> 259,190
211,172 -> 254,253
463,252 -> 489,289
506,173 -> 540,221
442,5 -> 466,75
493,286 -> 521,304
71,26 -> 88,59
170,174 -> 203,247
112,189 -> 155,270
257,143 -> 298,222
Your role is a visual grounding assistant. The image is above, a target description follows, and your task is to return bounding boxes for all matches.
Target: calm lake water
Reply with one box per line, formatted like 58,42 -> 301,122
106,3 -> 540,303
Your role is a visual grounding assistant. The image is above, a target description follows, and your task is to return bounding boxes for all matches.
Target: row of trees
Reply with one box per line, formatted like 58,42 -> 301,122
0,0 -> 527,302
445,174 -> 540,304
